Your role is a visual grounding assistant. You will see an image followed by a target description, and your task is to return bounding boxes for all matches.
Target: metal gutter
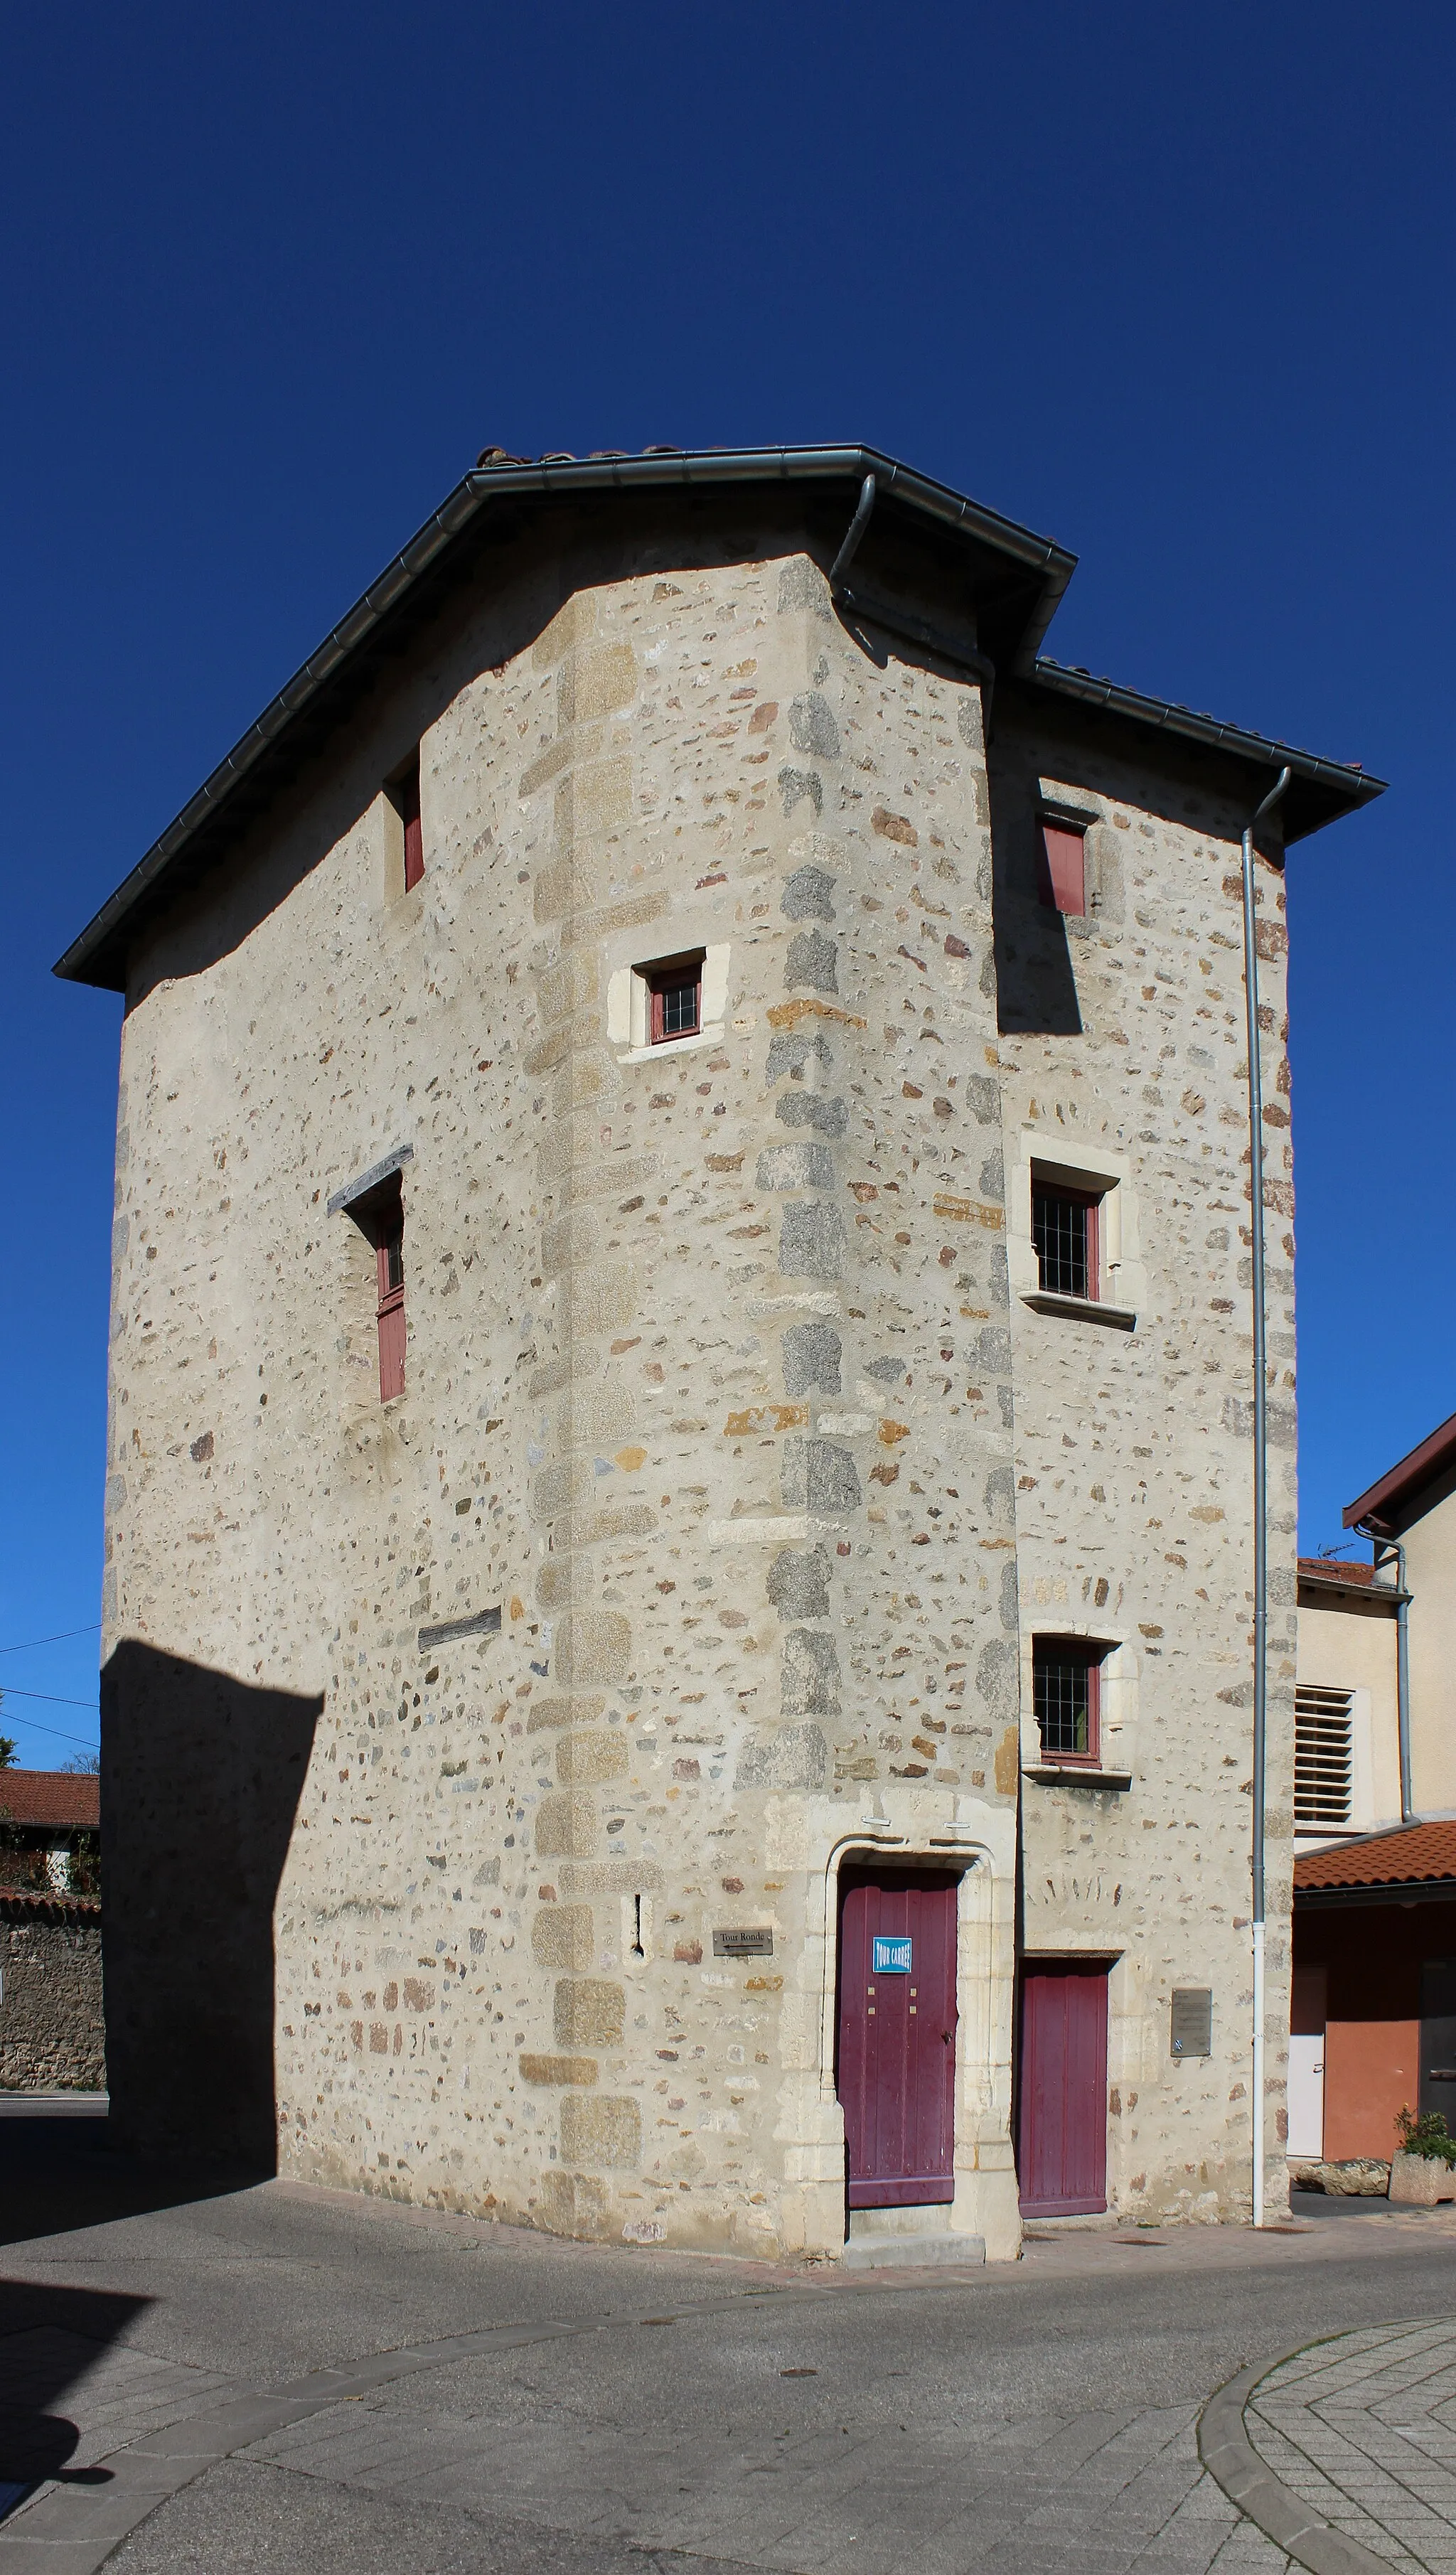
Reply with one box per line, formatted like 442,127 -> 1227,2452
1029,658 -> 1385,840
53,444 -> 1075,990
1294,1877 -> 1456,1910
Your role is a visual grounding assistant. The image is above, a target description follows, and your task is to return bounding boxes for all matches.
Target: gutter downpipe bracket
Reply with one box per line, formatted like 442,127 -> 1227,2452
1243,764 -> 1290,2232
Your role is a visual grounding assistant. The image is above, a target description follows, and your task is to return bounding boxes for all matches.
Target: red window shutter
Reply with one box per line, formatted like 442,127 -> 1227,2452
400,763 -> 424,892
1084,1194 -> 1101,1301
1038,823 -> 1086,917
376,1221 -> 405,1401
649,981 -> 665,1045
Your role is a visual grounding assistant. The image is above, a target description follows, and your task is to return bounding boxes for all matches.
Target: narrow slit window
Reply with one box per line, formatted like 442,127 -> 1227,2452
358,1176 -> 407,1402
1038,820 -> 1086,916
1032,1182 -> 1101,1300
646,955 -> 703,1044
1295,1686 -> 1354,1831
1033,1639 -> 1105,1765
392,756 -> 424,892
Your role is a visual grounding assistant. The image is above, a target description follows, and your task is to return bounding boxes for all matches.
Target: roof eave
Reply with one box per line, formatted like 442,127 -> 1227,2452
53,443 -> 1077,994
1027,660 -> 1385,843
1343,1408 -> 1456,1533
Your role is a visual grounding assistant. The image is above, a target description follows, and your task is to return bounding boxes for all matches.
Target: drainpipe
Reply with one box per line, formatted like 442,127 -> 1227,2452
1361,1528 -> 1413,1823
1243,763 -> 1290,2232
1395,1541 -> 1413,1823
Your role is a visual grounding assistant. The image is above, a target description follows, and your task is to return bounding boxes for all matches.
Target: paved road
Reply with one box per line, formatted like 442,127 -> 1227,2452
1,2110 -> 1455,2573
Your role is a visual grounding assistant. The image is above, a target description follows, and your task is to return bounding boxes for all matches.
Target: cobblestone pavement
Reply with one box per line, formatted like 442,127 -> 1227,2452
4,2115 -> 1456,2571
1246,2322 -> 1456,2575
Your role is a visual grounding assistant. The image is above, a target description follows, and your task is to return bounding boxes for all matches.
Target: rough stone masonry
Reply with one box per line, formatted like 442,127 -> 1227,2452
58,447 -> 1379,2255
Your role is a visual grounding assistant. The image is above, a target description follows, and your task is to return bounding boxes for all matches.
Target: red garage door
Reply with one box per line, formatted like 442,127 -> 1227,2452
1018,1962 -> 1109,2217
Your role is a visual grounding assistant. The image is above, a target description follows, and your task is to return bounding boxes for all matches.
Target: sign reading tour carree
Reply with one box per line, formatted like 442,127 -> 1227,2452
872,1935 -> 913,1975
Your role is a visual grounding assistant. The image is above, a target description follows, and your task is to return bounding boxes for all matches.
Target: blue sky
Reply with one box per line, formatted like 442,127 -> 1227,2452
2,1 -> 1450,1762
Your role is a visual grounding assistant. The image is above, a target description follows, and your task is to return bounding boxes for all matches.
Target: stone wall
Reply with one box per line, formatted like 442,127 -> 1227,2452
993,692 -> 1295,2222
98,489 -> 1290,2244
0,1898 -> 105,2092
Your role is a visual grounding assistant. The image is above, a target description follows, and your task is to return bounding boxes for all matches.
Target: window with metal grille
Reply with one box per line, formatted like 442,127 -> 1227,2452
646,954 -> 704,1044
1032,1182 -> 1101,1300
1033,1639 -> 1104,1764
1294,1686 -> 1354,1831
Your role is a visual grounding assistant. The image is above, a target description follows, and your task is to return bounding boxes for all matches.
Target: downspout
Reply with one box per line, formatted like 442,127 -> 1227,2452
1396,1541 -> 1413,1822
829,472 -> 877,596
1359,1526 -> 1413,1823
1243,763 -> 1291,2232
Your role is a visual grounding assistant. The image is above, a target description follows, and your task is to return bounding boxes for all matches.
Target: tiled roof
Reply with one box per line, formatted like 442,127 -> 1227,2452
0,1890 -> 100,1925
1294,1819 -> 1456,1893
0,1770 -> 99,1831
1297,1557 -> 1376,1586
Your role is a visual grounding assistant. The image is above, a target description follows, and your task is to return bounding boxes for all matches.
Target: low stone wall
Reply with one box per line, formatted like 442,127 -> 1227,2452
0,1894 -> 105,2092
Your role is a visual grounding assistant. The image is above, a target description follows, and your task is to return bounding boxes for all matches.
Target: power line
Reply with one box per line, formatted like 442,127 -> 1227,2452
0,1713 -> 97,1751
0,1624 -> 101,1659
0,1687 -> 101,1711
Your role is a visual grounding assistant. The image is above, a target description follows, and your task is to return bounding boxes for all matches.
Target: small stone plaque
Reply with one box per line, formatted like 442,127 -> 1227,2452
713,1927 -> 774,1959
1170,1988 -> 1213,2058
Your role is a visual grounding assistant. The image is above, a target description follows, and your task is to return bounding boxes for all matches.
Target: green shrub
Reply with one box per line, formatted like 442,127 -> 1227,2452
1395,2105 -> 1456,2165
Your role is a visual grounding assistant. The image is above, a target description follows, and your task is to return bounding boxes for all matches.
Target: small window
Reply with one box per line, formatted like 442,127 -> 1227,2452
390,756 -> 424,892
1295,1687 -> 1354,1831
1038,820 -> 1086,917
1034,1639 -> 1105,1765
646,955 -> 704,1045
352,1174 -> 406,1402
1032,1181 -> 1101,1301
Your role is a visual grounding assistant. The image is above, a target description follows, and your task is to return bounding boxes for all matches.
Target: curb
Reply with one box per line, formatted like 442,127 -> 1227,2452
1197,2352 -> 1394,2575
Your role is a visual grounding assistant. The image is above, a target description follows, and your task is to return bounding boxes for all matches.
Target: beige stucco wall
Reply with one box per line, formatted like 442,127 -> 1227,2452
1295,1588 -> 1401,1833
97,500 -> 1292,2246
1397,1478 -> 1456,1815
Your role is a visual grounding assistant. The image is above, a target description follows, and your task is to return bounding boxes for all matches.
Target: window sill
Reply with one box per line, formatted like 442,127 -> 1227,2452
1021,1290 -> 1137,1332
1024,1765 -> 1133,1791
619,1022 -> 724,1067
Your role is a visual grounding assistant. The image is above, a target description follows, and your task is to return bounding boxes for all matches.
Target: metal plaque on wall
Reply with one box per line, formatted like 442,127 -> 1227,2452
712,1928 -> 774,1959
1170,1988 -> 1213,2057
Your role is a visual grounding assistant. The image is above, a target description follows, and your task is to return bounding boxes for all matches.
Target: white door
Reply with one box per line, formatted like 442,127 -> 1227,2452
1287,2032 -> 1325,2158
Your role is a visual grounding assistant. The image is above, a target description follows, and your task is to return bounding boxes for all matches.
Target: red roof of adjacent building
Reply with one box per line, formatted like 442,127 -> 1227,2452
1294,1819 -> 1456,1893
1297,1556 -> 1377,1587
0,1770 -> 99,1831
1344,1409 -> 1456,1536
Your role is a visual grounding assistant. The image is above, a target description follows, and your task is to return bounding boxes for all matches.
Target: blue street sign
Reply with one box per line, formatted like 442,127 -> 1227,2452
872,1935 -> 912,1974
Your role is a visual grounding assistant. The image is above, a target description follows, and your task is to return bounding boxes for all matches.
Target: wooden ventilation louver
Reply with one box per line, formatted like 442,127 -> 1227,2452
1294,1686 -> 1355,1831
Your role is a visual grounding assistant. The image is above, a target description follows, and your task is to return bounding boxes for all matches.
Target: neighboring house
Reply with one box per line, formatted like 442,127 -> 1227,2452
0,1770 -> 100,1896
1291,1413 -> 1456,2161
58,442 -> 1379,2255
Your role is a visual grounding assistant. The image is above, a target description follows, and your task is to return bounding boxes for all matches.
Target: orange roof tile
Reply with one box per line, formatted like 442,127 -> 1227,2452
1294,1818 -> 1456,1893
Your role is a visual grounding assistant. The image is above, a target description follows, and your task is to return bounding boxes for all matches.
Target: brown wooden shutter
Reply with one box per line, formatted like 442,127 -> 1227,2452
400,761 -> 424,892
375,1207 -> 405,1401
1038,822 -> 1086,916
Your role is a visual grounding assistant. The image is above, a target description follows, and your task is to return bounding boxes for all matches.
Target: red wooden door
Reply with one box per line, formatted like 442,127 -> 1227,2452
837,1869 -> 958,2207
1017,1962 -> 1109,2216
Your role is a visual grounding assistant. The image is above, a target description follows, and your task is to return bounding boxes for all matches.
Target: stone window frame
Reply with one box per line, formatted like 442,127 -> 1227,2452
1034,784 -> 1108,939
1020,1626 -> 1136,1788
606,941 -> 731,1063
813,1827 -> 1012,2245
382,749 -> 426,901
1007,1127 -> 1145,1329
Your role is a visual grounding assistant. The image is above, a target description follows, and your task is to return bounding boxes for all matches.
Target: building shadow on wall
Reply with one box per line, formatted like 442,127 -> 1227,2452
100,1643 -> 323,2172
986,754 -> 1084,1037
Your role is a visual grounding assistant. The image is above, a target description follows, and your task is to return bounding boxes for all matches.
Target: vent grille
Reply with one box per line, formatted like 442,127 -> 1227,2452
1295,1686 -> 1354,1830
